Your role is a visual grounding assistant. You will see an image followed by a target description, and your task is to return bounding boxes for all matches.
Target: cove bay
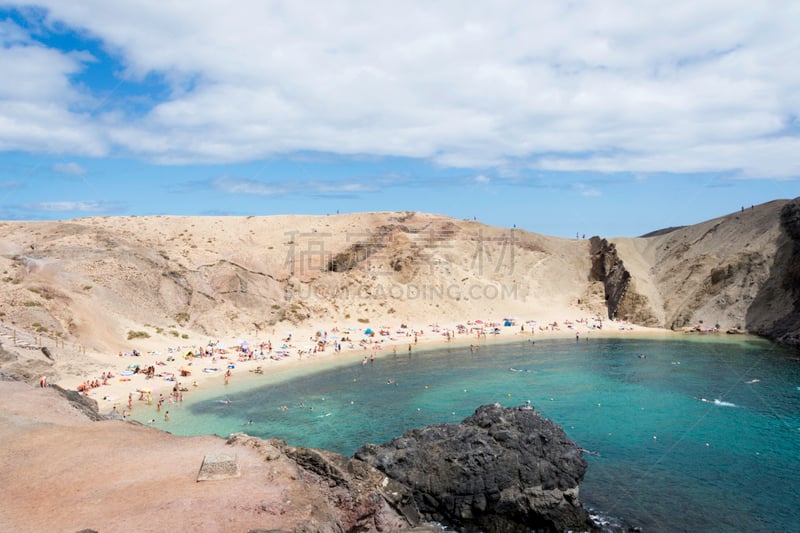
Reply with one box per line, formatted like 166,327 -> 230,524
141,336 -> 800,532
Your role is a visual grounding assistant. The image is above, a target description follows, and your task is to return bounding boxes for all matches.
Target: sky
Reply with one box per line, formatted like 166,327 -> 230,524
0,1 -> 798,238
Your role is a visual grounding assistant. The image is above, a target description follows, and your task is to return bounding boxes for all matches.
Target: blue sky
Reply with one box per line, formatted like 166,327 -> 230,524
1,2 -> 798,238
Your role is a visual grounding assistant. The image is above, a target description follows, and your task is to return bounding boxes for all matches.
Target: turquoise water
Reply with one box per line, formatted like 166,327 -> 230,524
144,337 -> 800,532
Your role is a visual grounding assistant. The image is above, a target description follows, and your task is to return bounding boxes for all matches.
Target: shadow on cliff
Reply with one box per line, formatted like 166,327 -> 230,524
588,236 -> 659,326
747,198 -> 800,348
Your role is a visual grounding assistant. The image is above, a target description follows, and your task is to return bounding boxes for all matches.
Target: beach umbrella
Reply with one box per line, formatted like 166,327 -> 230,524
364,328 -> 373,335
475,319 -> 484,324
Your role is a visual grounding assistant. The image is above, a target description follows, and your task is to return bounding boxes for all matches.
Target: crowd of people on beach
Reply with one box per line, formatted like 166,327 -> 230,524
63,314 -> 630,422
75,370 -> 116,392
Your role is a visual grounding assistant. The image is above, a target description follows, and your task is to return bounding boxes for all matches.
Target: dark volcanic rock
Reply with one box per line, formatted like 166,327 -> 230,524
354,403 -> 594,533
286,444 -> 422,531
589,237 -> 658,326
228,433 -> 423,532
50,384 -> 104,421
589,236 -> 630,318
41,346 -> 53,360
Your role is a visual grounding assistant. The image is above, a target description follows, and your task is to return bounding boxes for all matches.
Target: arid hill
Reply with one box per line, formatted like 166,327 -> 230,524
0,212 -> 596,357
0,199 -> 798,371
595,198 -> 800,346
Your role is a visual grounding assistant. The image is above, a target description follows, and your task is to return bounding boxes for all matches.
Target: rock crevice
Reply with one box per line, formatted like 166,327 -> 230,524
589,237 -> 657,325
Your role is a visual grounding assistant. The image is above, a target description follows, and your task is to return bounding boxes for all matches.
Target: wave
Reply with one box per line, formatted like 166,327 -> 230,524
701,398 -> 737,407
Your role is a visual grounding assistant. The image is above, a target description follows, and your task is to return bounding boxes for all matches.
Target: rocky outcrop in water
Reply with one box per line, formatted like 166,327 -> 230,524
355,403 -> 594,533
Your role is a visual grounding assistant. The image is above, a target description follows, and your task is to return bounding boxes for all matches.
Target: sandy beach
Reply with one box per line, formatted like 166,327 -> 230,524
57,314 -> 676,417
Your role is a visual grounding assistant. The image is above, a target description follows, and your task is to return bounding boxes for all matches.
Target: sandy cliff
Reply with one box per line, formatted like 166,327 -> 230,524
0,200 -> 798,388
603,198 -> 800,346
0,212 -> 590,374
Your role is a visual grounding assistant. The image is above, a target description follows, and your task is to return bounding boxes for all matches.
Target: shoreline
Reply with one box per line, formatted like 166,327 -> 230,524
2,319 -> 789,533
54,316 -> 750,418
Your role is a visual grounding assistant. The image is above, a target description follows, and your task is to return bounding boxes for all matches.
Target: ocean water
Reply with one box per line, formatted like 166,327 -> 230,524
141,337 -> 800,532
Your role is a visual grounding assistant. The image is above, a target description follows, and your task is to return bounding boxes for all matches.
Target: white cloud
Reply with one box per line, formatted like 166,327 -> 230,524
0,179 -> 24,190
4,1 -> 800,179
0,19 -> 30,45
573,184 -> 601,197
52,162 -> 86,175
26,200 -> 108,212
314,182 -> 376,194
212,176 -> 287,196
0,19 -> 106,156
213,175 -> 385,197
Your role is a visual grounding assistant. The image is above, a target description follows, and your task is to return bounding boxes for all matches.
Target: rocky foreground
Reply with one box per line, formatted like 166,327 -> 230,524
355,403 -> 594,532
0,376 -> 600,533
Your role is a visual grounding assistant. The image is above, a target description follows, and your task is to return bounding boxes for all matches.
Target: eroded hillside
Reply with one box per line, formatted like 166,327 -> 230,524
1,200 -> 798,357
604,198 -> 800,346
0,212 -> 596,355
